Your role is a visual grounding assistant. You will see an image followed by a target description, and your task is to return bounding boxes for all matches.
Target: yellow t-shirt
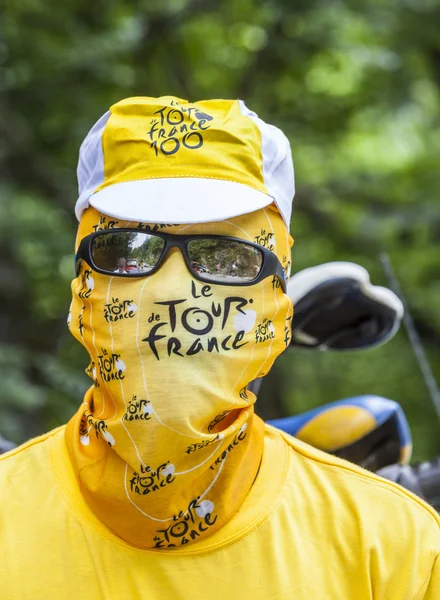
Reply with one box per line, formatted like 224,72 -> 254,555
0,424 -> 438,600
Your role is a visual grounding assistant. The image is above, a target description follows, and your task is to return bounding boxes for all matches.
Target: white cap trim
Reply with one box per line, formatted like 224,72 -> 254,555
75,111 -> 110,220
239,100 -> 294,228
89,178 -> 273,224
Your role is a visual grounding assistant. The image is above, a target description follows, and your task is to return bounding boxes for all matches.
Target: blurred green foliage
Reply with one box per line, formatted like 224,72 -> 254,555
1,0 -> 440,459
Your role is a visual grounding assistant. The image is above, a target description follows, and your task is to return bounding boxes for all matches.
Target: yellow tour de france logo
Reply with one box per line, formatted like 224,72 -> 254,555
146,99 -> 214,157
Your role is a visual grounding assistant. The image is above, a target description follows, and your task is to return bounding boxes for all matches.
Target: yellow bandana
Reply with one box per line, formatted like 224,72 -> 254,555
66,206 -> 293,549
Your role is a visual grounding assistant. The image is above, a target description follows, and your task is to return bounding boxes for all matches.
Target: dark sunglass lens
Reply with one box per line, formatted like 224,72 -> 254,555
187,239 -> 263,283
91,232 -> 165,275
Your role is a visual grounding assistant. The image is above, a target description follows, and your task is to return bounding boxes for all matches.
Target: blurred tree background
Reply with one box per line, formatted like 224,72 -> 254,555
1,0 -> 440,459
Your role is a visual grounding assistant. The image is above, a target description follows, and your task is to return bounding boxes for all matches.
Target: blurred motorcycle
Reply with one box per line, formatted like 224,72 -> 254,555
264,261 -> 440,511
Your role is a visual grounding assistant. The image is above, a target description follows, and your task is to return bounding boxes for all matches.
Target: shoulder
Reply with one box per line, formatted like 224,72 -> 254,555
265,425 -> 440,596
0,426 -> 64,483
265,423 -> 440,535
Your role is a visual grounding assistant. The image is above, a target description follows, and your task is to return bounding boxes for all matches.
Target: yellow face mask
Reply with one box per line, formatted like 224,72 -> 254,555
66,206 -> 293,549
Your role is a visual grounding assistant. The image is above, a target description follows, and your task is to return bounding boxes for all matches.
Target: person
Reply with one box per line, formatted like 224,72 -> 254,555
114,256 -> 127,273
0,96 -> 438,599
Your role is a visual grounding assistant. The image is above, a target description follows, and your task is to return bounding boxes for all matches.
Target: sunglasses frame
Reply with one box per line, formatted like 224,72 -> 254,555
75,229 -> 287,291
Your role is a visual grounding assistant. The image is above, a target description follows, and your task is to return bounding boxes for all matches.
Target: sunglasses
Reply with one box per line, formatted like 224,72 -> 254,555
75,229 -> 286,291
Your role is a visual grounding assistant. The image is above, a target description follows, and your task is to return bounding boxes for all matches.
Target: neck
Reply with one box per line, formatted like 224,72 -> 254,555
65,383 -> 265,549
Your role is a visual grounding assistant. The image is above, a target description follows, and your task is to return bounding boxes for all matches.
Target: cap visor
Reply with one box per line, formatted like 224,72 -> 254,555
89,178 -> 273,224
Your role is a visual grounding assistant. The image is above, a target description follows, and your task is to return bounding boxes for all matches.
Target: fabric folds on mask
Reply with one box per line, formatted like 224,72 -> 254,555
66,206 -> 293,549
